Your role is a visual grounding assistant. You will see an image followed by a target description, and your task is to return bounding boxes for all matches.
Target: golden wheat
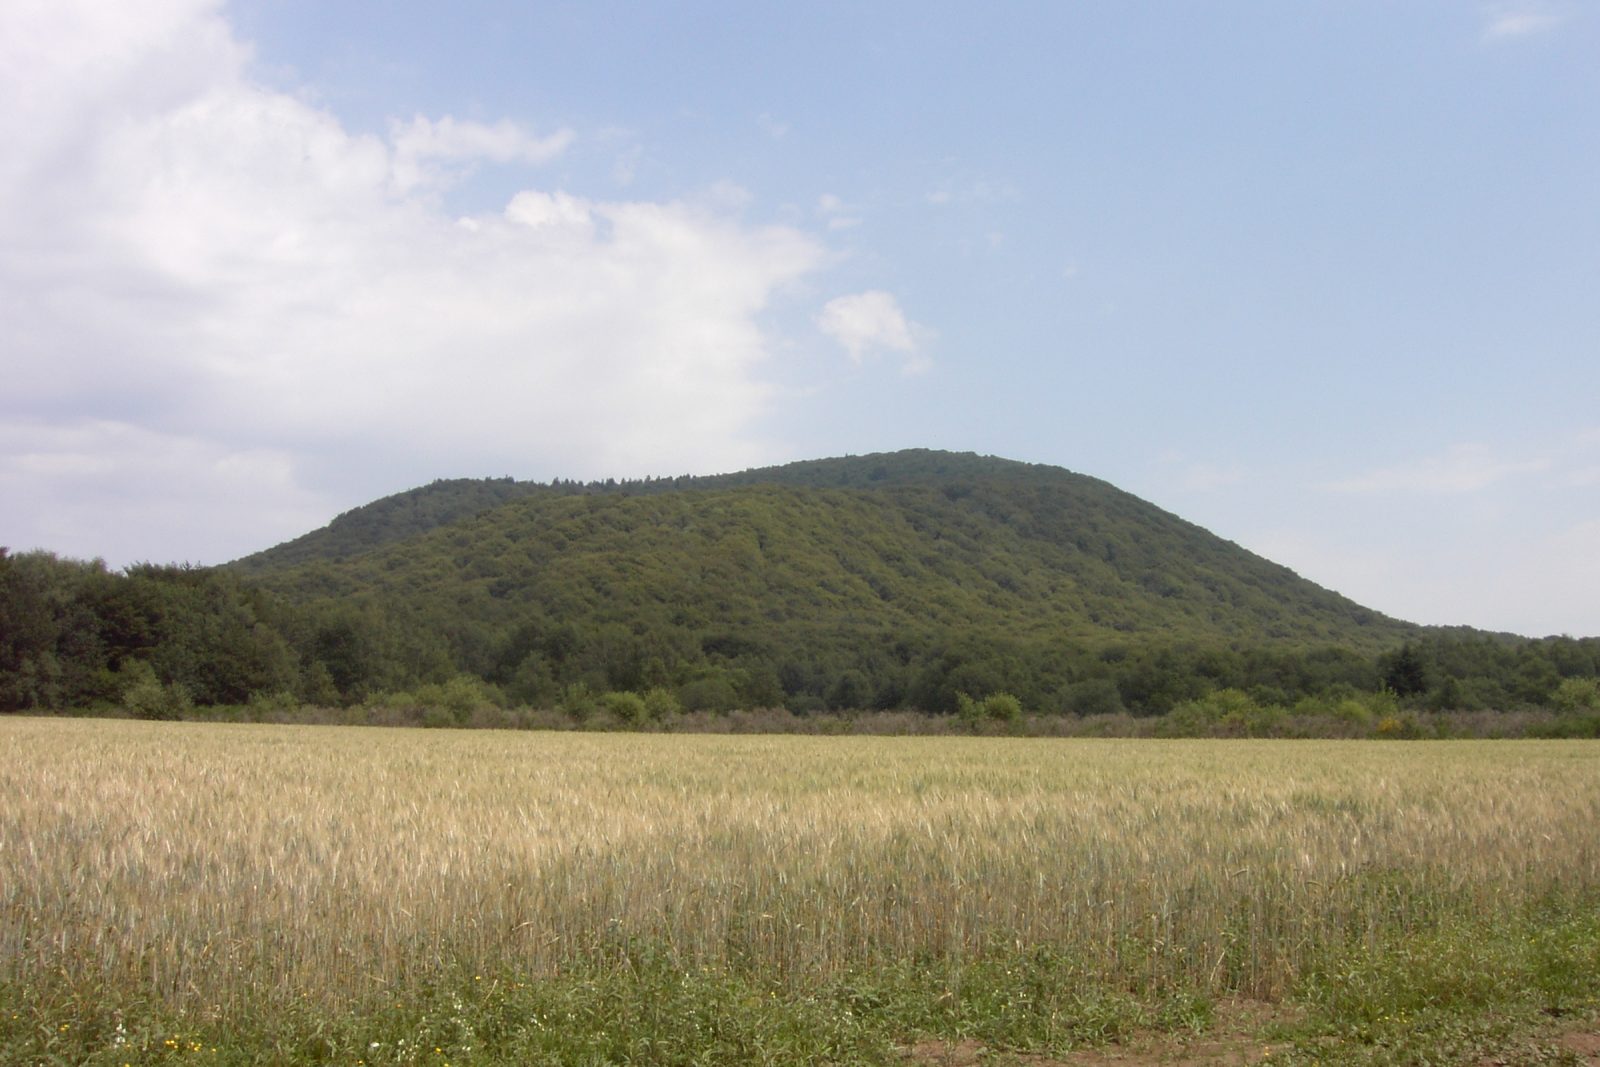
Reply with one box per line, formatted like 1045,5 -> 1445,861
2,719 -> 1596,1015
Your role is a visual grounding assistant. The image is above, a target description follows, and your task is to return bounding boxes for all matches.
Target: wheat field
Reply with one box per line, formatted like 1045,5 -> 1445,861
3,718 -> 1597,1023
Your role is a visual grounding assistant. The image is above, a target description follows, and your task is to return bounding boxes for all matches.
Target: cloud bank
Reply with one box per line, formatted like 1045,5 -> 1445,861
817,290 -> 930,374
0,0 -> 831,565
1322,443 -> 1549,495
1481,3 -> 1568,41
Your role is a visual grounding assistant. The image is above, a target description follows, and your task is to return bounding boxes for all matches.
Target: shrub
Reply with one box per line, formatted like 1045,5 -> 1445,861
1375,713 -> 1422,739
1332,698 -> 1374,725
981,692 -> 1023,724
1551,677 -> 1600,713
1064,678 -> 1124,717
560,682 -> 597,722
1161,688 -> 1284,737
602,691 -> 648,725
420,705 -> 458,729
643,687 -> 683,721
955,691 -> 1023,730
118,660 -> 190,721
679,675 -> 740,713
383,674 -> 505,726
247,689 -> 301,719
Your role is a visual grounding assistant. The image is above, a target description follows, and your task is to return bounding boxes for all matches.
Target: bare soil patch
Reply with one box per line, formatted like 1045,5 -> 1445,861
1553,1027 -> 1600,1064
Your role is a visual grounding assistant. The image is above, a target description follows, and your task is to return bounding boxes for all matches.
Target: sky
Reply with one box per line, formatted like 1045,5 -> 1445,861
2,0 -> 1597,638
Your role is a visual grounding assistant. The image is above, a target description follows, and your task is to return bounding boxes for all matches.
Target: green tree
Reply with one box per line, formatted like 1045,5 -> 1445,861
118,659 -> 190,721
643,687 -> 683,721
1381,643 -> 1430,699
602,690 -> 647,725
1551,677 -> 1600,713
981,692 -> 1023,724
826,670 -> 871,710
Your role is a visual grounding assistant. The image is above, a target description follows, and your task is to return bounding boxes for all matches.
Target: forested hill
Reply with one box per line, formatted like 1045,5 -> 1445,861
244,480 -> 1407,645
233,450 -> 1134,572
12,450 -> 1600,717
235,451 -> 1404,654
211,450 -> 1426,712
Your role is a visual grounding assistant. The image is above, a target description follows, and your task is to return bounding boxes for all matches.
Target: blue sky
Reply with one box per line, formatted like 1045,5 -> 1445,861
2,1 -> 1597,636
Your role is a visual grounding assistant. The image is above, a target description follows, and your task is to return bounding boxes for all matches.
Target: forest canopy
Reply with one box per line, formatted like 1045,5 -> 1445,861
4,451 -> 1597,723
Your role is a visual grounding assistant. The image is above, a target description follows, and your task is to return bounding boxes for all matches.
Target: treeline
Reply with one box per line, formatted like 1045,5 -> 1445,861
5,548 -> 1598,725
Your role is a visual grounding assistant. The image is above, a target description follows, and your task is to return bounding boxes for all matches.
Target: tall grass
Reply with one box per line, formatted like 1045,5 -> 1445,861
2,719 -> 1597,1027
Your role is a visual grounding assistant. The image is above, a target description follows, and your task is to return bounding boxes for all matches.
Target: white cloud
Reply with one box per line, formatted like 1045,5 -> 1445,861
1323,443 -> 1547,494
389,114 -> 573,192
757,113 -> 790,140
0,418 -> 327,565
1481,3 -> 1567,41
816,193 -> 862,230
817,290 -> 930,374
0,0 -> 826,565
924,178 -> 1019,207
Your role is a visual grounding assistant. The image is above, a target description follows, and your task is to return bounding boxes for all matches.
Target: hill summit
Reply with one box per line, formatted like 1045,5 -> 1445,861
229,449 -> 1417,713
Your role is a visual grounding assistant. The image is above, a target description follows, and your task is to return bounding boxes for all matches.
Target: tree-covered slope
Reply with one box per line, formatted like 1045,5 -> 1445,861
230,477 -> 549,572
233,450 -> 1158,572
240,451 -> 1416,663
13,451 -> 1600,716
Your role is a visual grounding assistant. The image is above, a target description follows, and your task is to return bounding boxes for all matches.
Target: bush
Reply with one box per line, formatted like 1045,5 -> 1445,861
602,691 -> 648,725
1161,688 -> 1284,737
1064,678 -> 1124,717
375,674 -> 504,727
643,687 -> 683,721
956,691 -> 1023,730
560,682 -> 597,722
1374,713 -> 1422,739
420,705 -> 459,729
247,689 -> 301,719
118,660 -> 190,721
679,675 -> 740,713
1551,677 -> 1600,713
981,692 -> 1023,724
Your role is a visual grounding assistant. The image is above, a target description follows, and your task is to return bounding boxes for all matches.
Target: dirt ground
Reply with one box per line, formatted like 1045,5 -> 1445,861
1551,1029 -> 1600,1065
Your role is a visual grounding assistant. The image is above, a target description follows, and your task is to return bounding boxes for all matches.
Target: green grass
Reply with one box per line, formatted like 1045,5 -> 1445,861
5,921 -> 1596,1065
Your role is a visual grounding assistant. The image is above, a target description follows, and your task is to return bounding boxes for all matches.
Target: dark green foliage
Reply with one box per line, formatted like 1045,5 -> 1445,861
1380,642 -> 1430,697
1160,688 -> 1286,737
1551,677 -> 1600,713
642,686 -> 683,721
116,658 -> 190,720
5,451 -> 1600,718
1063,677 -> 1125,716
982,691 -> 1023,723
0,551 -> 296,711
601,689 -> 647,723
